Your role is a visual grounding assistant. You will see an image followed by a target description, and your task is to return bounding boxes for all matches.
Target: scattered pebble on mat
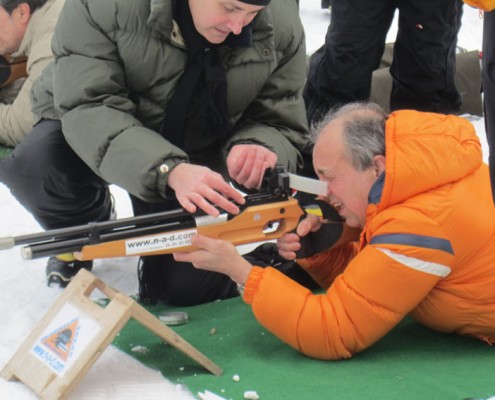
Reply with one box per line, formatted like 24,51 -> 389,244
130,345 -> 149,354
244,390 -> 260,399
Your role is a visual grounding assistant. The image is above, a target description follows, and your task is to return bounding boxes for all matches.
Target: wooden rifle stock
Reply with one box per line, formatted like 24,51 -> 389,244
75,197 -> 304,260
0,54 -> 28,89
7,197 -> 303,261
0,165 -> 306,261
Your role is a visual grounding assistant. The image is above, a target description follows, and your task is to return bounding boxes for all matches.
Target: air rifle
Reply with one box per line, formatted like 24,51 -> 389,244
0,165 -> 318,262
0,55 -> 28,89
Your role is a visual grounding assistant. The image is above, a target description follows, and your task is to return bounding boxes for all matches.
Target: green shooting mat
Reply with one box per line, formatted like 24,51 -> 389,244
0,145 -> 12,159
112,297 -> 495,400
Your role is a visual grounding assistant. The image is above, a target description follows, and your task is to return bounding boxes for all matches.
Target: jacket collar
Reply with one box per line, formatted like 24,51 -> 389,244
368,171 -> 385,205
14,0 -> 57,57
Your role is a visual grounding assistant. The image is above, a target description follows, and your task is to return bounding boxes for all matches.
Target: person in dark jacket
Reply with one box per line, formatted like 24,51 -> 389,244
482,9 -> 495,201
304,0 -> 464,126
0,0 -> 310,306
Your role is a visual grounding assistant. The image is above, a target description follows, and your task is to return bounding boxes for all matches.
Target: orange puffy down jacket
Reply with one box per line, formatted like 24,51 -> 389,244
242,110 -> 495,360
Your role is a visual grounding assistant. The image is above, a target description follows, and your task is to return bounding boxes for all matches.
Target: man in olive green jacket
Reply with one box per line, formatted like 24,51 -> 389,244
0,0 -> 309,305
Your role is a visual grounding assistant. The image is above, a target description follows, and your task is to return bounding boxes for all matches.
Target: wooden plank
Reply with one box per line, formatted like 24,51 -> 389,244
131,301 -> 222,376
0,269 -> 222,399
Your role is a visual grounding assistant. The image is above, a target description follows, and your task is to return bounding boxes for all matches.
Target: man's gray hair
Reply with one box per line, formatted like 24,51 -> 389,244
312,102 -> 388,171
0,0 -> 47,14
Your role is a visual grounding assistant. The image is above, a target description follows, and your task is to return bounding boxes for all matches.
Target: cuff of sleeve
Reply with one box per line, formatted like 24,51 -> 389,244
242,266 -> 265,305
295,255 -> 319,270
156,159 -> 187,199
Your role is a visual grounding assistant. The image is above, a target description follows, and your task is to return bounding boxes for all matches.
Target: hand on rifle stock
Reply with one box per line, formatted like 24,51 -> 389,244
277,201 -> 361,260
0,54 -> 28,89
277,214 -> 321,260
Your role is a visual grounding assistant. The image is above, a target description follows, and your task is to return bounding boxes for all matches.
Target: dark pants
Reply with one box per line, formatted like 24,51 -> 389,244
0,120 -> 112,229
304,0 -> 463,125
0,119 -> 237,306
483,10 -> 495,203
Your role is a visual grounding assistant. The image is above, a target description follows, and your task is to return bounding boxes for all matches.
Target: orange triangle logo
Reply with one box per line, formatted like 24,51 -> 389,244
41,318 -> 80,362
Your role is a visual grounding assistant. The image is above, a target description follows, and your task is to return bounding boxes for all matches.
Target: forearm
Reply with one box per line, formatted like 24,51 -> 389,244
61,107 -> 188,202
243,244 -> 439,360
243,267 -> 357,360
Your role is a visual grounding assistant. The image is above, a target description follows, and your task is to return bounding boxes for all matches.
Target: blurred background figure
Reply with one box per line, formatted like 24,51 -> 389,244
304,0 -> 464,126
0,0 -> 62,147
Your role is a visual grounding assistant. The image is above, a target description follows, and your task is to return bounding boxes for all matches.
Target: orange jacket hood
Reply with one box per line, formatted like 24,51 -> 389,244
373,110 -> 482,211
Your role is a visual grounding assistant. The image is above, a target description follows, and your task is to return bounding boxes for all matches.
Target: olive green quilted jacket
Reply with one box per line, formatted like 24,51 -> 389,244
31,0 -> 309,202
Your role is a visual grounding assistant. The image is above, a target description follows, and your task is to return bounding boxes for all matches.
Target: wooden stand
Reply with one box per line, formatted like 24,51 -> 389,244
1,269 -> 222,399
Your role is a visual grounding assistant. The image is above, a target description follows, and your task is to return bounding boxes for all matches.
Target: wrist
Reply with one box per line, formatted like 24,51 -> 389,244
231,258 -> 253,285
157,159 -> 187,198
164,161 -> 186,190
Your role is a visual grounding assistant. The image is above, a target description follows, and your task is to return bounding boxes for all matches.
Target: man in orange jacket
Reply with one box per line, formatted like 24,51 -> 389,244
175,102 -> 495,360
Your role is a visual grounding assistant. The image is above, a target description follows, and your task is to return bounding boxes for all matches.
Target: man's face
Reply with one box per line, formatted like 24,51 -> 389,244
313,118 -> 381,229
0,6 -> 27,54
189,0 -> 264,44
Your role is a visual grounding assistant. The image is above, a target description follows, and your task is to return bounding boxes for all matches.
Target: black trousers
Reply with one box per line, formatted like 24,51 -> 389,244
0,119 -> 237,306
0,120 -> 112,229
483,10 -> 495,203
304,0 -> 463,125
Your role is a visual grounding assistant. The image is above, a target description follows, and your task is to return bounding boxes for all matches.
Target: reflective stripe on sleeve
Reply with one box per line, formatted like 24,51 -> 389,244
370,233 -> 454,254
377,247 -> 452,278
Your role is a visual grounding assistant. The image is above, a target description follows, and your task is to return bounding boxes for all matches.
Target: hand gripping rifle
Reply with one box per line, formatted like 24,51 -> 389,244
0,166 -> 313,262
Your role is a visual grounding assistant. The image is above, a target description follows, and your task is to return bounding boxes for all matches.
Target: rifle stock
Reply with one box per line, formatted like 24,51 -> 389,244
64,197 -> 303,261
2,165 -> 307,262
0,55 -> 28,88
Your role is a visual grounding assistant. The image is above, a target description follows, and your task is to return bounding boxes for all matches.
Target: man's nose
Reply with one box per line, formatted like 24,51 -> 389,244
226,15 -> 245,35
316,182 -> 331,201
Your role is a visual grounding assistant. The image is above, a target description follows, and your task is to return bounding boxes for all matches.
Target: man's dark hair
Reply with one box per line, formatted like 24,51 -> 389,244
0,0 -> 47,14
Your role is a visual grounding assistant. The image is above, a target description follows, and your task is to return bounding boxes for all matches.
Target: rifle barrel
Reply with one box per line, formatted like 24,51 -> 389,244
1,165 -> 293,260
21,218 -> 197,260
0,236 -> 15,250
1,207 -> 194,249
3,191 -> 282,250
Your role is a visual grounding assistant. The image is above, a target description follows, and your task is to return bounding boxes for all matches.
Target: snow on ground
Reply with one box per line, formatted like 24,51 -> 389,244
0,1 -> 485,399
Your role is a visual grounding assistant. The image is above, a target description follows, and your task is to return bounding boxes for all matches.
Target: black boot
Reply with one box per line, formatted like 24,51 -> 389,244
46,257 -> 93,288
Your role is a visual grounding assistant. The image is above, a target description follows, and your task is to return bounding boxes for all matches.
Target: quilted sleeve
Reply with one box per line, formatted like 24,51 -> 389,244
243,232 -> 453,360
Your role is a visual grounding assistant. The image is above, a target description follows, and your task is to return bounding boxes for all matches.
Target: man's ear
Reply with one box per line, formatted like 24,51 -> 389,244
17,3 -> 31,25
373,155 -> 386,178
